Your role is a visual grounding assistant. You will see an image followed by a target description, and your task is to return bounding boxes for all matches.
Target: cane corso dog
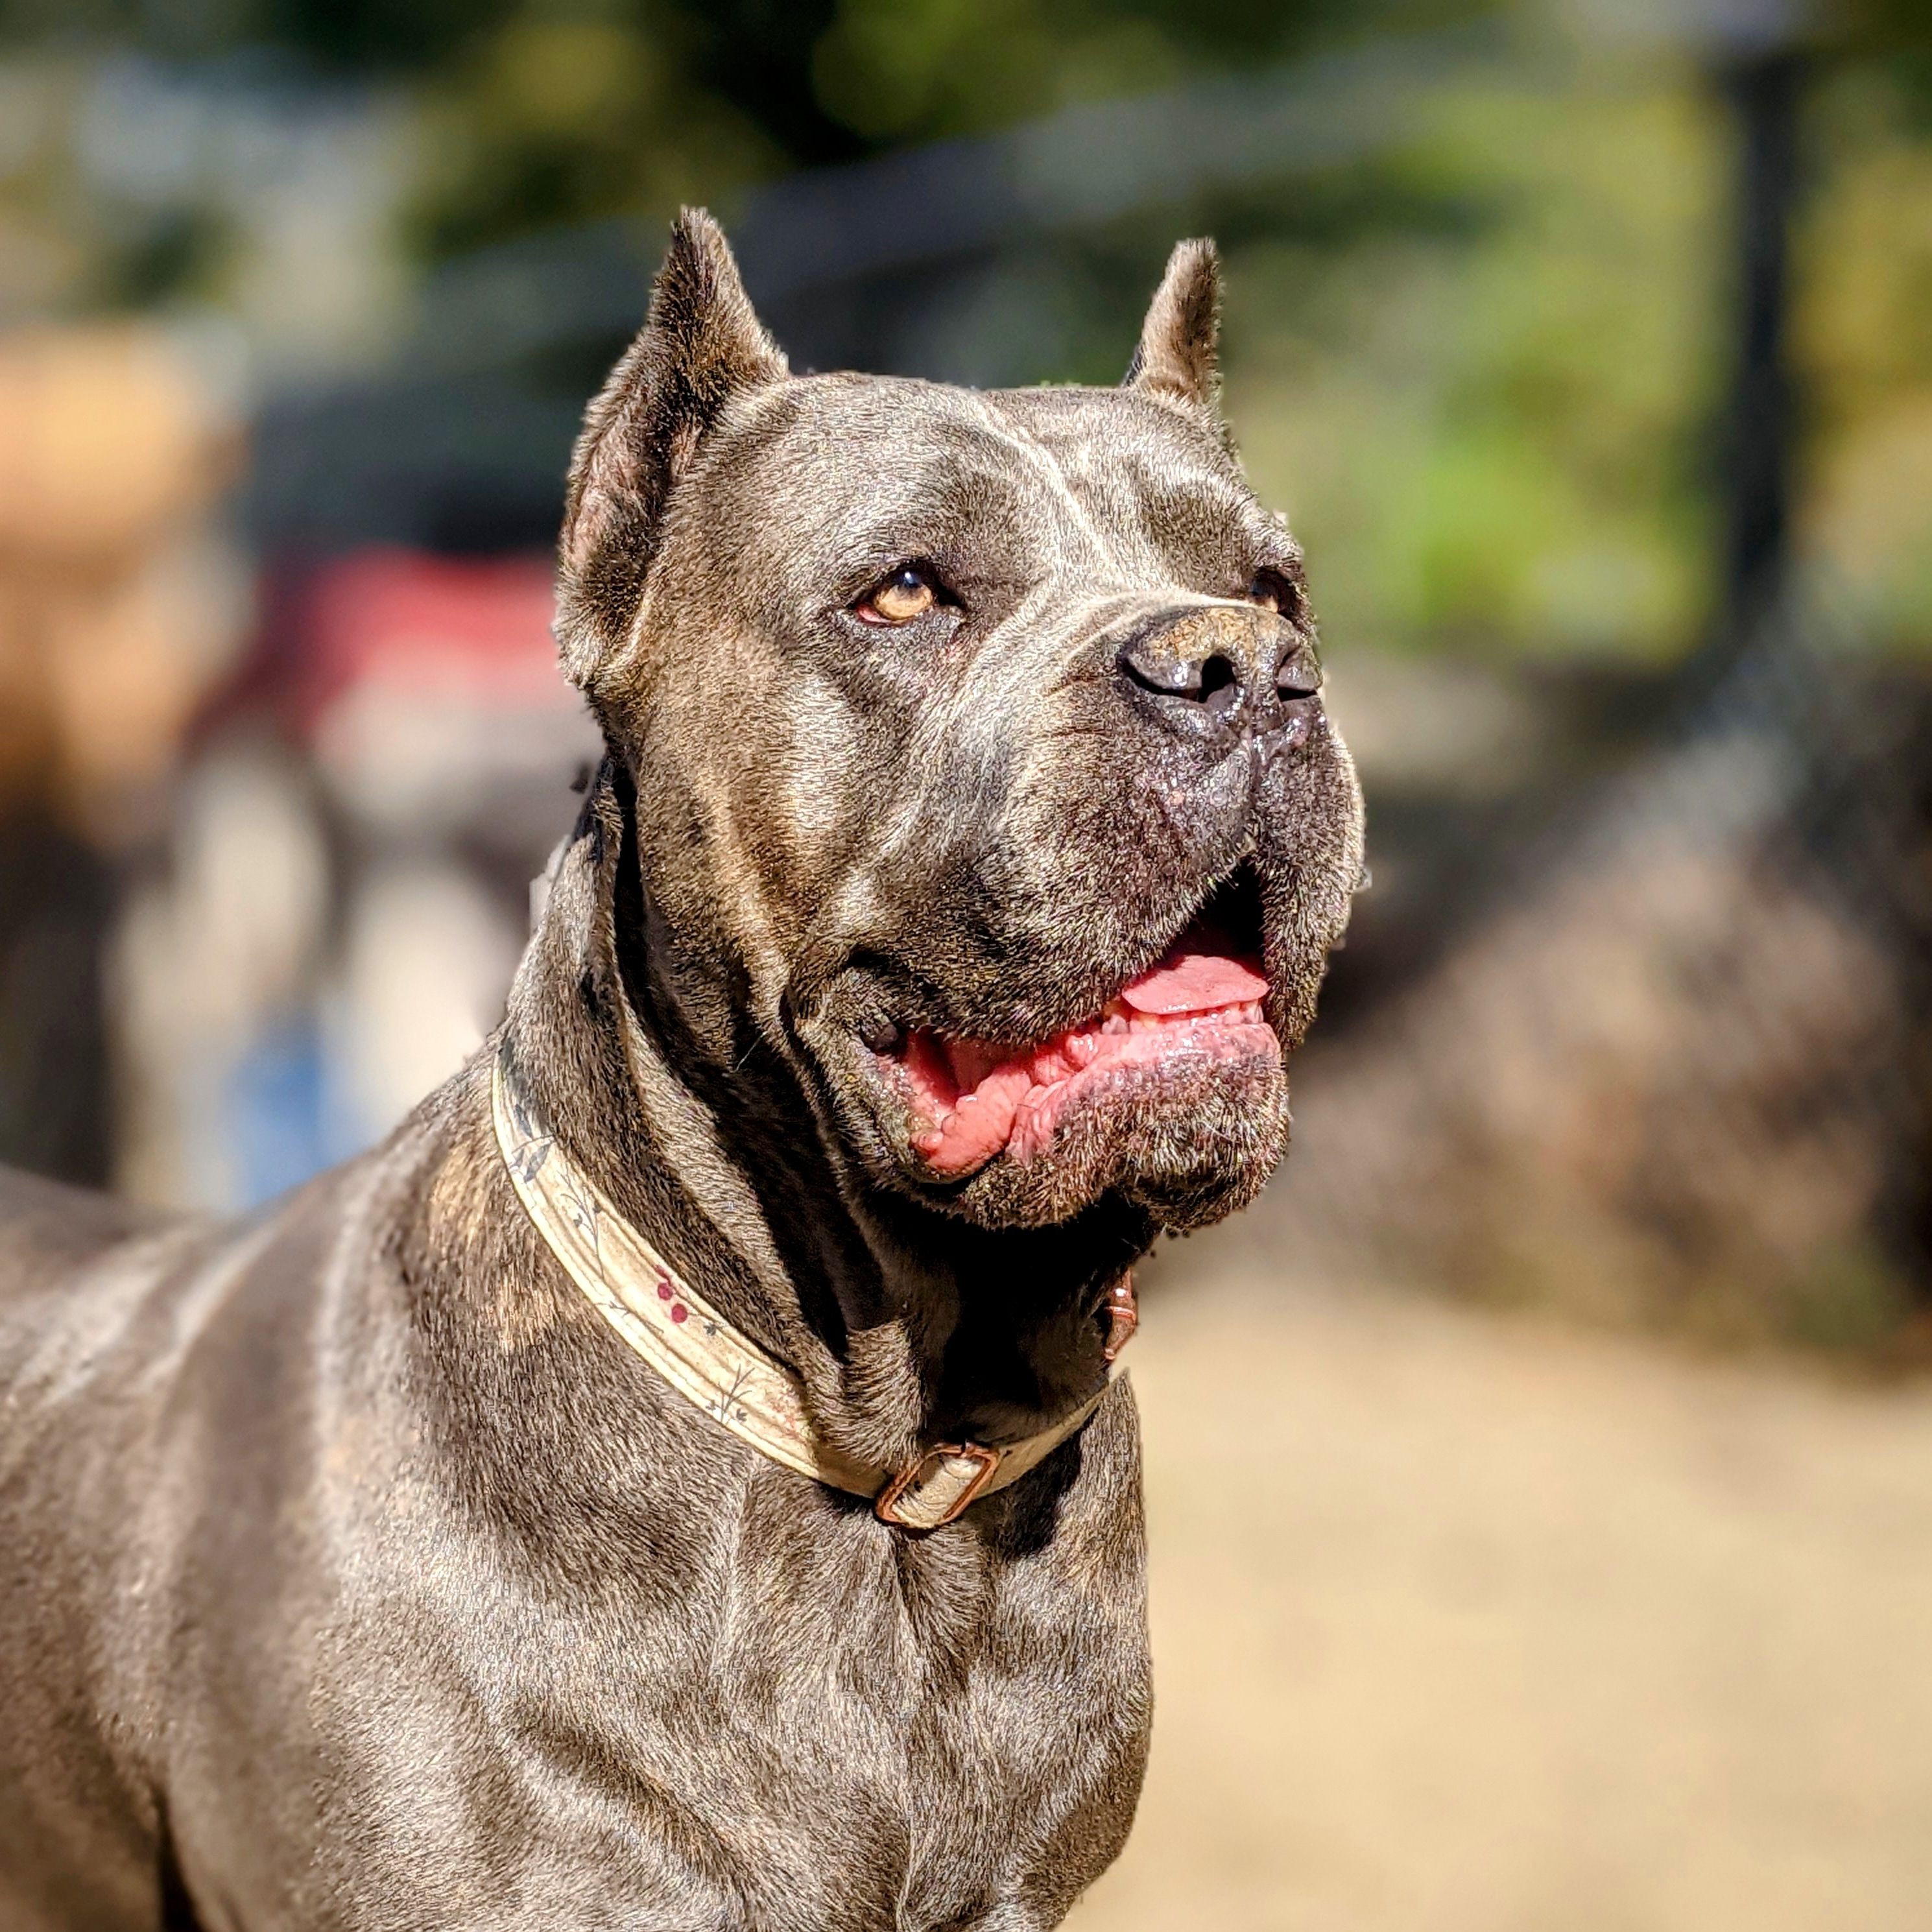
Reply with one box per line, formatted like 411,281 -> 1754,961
0,212 -> 1362,1929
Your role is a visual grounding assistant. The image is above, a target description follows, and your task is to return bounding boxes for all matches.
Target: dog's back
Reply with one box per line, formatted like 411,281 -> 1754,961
0,1165 -> 176,1285
0,1169 -> 204,1927
0,1119 -> 527,1932
0,1162 -> 352,1931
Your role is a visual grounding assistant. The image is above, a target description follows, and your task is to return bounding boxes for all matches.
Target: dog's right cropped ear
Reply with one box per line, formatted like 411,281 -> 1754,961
556,208 -> 787,688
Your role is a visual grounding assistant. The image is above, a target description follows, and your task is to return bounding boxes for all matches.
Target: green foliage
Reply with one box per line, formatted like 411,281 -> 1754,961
403,12 -> 772,258
1229,65 -> 1726,659
3,0 -> 1929,659
380,0 -> 1491,256
1798,66 -> 1932,650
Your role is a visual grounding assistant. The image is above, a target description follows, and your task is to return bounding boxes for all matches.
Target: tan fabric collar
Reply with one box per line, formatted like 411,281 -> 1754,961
491,1040 -> 1129,1531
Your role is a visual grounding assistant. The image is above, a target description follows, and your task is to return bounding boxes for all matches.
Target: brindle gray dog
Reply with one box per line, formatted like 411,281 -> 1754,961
0,213 -> 1362,1930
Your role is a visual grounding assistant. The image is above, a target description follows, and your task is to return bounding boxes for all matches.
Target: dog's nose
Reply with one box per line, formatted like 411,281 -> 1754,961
1115,604 -> 1320,736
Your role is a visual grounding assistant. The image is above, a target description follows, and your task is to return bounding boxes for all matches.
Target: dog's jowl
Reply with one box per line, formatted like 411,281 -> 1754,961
0,213 -> 1363,1930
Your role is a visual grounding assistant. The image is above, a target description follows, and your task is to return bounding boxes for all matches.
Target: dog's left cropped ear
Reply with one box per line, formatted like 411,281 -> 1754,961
1125,237 -> 1221,414
557,208 -> 787,688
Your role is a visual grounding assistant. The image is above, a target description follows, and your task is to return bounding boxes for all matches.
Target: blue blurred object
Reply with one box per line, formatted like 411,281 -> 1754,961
224,1018 -> 364,1207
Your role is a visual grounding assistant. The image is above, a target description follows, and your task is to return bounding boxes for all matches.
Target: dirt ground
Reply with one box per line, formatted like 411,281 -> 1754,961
1067,1222 -> 1932,1932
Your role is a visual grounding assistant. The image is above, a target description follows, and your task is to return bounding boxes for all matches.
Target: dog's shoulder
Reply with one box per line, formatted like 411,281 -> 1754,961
0,1163 -> 186,1296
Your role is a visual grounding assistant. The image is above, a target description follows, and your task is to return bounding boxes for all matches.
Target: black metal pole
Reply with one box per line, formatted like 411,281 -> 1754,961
1706,43 -> 1804,671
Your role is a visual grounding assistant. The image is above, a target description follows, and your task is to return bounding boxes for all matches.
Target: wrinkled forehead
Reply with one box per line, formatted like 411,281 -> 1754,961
686,374 -> 1274,595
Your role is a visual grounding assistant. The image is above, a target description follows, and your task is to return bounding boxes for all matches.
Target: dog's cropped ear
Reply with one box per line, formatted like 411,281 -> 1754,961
1125,237 -> 1221,413
557,208 -> 787,688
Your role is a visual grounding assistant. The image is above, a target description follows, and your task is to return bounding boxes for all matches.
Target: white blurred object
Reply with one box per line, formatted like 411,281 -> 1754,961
110,545 -> 592,1208
329,860 -> 521,1146
112,739 -> 329,1208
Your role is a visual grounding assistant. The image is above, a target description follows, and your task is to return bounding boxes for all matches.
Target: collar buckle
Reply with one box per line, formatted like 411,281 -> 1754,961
874,1441 -> 1004,1530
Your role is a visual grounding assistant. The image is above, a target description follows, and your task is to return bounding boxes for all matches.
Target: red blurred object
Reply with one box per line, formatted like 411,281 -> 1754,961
201,546 -> 595,844
287,547 -> 561,739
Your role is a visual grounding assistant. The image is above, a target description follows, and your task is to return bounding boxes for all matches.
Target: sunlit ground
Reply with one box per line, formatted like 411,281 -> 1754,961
1069,1219 -> 1932,1932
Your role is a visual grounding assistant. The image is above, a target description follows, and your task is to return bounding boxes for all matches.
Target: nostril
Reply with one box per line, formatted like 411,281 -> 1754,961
1275,645 -> 1322,701
1198,653 -> 1239,713
1118,639 -> 1245,710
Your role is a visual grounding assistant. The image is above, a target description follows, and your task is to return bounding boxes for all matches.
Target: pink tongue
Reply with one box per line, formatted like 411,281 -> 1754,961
1119,946 -> 1268,1016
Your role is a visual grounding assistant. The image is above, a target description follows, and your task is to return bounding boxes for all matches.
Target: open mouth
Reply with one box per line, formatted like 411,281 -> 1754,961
879,869 -> 1278,1178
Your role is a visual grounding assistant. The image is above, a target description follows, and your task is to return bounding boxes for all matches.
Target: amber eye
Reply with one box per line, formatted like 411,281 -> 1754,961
854,566 -> 940,626
1248,567 -> 1298,616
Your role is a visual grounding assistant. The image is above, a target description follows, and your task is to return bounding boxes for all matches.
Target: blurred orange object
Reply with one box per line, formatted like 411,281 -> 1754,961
0,324 -> 245,837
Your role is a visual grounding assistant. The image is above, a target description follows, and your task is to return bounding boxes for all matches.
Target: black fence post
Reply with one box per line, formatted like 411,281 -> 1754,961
1706,39 -> 1806,673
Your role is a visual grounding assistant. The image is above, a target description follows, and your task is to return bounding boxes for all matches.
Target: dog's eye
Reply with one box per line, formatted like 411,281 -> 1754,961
854,567 -> 940,626
1247,567 -> 1298,616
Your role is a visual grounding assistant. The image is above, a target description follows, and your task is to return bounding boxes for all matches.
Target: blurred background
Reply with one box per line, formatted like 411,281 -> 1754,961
2,0 -> 1930,1922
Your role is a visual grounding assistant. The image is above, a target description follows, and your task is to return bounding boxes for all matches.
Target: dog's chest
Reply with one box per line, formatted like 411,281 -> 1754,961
631,1536 -> 1154,1929
833,1617 -> 1151,1929
322,1462 -> 1152,1931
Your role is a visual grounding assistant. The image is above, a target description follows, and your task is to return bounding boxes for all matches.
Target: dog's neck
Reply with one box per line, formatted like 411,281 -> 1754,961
500,759 -> 1150,1478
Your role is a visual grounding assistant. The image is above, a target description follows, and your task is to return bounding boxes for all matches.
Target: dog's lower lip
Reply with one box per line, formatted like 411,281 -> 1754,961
873,912 -> 1277,1178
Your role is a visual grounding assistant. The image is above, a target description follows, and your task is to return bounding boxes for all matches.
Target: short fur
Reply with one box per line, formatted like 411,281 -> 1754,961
0,211 -> 1363,1930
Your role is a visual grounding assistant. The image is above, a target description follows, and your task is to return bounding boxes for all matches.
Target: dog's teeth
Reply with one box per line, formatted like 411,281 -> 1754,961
1102,1014 -> 1129,1036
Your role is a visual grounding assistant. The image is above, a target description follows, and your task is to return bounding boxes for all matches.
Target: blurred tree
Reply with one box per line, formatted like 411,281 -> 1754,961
1832,0 -> 1932,114
0,0 -> 1490,259
2,0 -> 1927,662
403,11 -> 775,257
